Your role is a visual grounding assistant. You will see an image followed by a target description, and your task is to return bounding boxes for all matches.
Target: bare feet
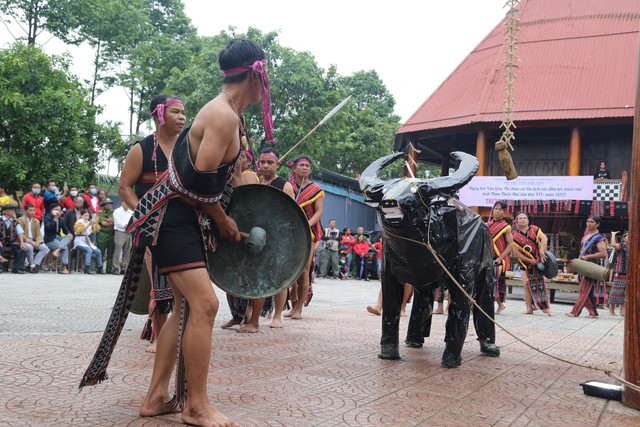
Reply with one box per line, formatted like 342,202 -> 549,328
433,308 -> 444,315
220,318 -> 242,330
542,308 -> 553,317
238,323 -> 259,333
139,393 -> 181,417
564,312 -> 576,317
182,404 -> 238,427
0,256 -> 8,263
496,303 -> 506,315
524,310 -> 534,315
145,342 -> 157,353
400,311 -> 407,317
587,314 -> 599,318
270,318 -> 284,328
366,306 -> 381,316
51,248 -> 61,258
609,309 -> 617,316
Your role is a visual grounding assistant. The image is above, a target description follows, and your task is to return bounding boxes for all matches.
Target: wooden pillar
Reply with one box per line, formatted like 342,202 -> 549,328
622,43 -> 640,409
568,127 -> 581,176
404,141 -> 418,178
475,130 -> 487,176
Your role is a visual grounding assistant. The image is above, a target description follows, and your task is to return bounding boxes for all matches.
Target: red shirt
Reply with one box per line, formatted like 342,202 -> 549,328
21,192 -> 45,220
60,195 -> 76,212
84,193 -> 99,214
354,241 -> 370,256
372,241 -> 382,259
341,234 -> 355,253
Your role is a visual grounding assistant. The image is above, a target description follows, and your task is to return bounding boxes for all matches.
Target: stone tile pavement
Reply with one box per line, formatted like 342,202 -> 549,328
0,272 -> 638,426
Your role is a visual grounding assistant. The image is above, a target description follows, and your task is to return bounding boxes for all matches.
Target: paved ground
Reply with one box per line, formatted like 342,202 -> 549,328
0,272 -> 638,426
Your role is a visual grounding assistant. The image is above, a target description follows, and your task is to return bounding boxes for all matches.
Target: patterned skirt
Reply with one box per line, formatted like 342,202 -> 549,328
525,267 -> 550,310
609,275 -> 626,304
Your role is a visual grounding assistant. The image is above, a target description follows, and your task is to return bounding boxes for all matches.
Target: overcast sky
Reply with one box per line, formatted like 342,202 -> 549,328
1,1 -> 508,172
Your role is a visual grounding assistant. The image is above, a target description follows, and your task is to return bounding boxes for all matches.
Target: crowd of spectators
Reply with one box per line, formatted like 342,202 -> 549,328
0,180 -> 132,275
316,221 -> 382,281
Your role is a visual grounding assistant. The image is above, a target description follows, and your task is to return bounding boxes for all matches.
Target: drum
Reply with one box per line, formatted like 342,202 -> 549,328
570,258 -> 607,282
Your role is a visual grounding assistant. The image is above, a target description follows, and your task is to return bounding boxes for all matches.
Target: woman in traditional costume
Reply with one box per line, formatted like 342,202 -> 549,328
608,231 -> 628,316
512,211 -> 553,316
566,215 -> 608,318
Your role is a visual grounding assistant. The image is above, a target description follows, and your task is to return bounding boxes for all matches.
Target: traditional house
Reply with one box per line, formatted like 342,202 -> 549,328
394,0 -> 638,256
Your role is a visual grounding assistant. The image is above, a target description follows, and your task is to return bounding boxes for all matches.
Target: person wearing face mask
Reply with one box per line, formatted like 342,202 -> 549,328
74,209 -> 103,275
43,202 -> 71,274
21,182 -> 45,221
0,204 -> 27,274
97,198 -> 115,274
61,185 -> 81,211
43,180 -> 68,212
84,184 -> 100,215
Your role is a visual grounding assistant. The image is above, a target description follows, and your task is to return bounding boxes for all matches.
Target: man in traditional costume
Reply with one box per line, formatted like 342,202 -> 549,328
285,155 -> 324,319
118,93 -> 186,352
487,201 -> 514,314
512,211 -> 553,316
566,215 -> 607,318
81,38 -> 274,427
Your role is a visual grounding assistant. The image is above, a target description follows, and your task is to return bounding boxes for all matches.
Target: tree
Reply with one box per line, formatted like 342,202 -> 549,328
0,43 -> 120,192
0,0 -> 71,45
54,0 -> 150,105
165,28 -> 401,178
118,0 -> 199,135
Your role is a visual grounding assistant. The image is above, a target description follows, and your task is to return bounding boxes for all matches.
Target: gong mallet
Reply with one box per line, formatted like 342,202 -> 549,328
239,227 -> 267,254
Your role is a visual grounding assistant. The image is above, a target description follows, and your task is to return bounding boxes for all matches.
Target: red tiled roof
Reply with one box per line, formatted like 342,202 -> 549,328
398,0 -> 640,135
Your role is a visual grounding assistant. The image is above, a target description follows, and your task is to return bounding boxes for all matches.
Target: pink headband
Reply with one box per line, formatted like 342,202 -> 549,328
242,149 -> 254,162
151,98 -> 183,127
223,59 -> 274,142
259,152 -> 279,162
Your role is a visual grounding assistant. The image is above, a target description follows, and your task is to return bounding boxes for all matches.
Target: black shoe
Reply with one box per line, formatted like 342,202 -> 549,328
111,270 -> 119,275
96,268 -> 104,275
33,265 -> 39,274
12,270 -> 25,274
84,267 -> 94,275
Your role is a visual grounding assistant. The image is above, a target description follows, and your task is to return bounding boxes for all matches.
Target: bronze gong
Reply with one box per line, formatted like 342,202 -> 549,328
208,184 -> 312,298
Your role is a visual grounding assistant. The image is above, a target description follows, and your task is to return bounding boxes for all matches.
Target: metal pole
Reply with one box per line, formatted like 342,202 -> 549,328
622,33 -> 640,409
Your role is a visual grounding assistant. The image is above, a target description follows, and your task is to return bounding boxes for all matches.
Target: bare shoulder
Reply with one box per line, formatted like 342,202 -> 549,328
189,97 -> 237,148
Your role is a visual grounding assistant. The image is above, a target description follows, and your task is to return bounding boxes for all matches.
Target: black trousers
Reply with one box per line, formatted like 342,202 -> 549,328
0,242 -> 26,272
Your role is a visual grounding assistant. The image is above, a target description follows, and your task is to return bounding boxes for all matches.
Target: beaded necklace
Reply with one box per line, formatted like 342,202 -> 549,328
151,132 -> 160,181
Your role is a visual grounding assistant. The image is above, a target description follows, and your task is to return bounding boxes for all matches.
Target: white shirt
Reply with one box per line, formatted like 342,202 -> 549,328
2,214 -> 24,235
113,206 -> 133,232
73,220 -> 97,250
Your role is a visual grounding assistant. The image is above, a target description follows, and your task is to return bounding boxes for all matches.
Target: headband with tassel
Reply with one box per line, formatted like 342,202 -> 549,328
223,59 -> 274,142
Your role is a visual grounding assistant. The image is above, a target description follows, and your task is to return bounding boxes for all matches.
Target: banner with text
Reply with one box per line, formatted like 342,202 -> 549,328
459,176 -> 594,207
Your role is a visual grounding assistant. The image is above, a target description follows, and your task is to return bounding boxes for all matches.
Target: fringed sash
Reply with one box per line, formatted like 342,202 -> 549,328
79,126 -> 241,400
291,181 -> 324,242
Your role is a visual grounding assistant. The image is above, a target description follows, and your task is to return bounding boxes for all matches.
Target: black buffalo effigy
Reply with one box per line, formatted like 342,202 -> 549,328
359,151 -> 500,367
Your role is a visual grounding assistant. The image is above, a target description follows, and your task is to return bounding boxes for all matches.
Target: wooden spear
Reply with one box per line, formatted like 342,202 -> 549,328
280,96 -> 352,162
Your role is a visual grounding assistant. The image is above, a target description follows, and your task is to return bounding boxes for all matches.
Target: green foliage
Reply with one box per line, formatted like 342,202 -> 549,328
0,0 -> 69,44
0,43 -> 120,191
118,0 -> 200,134
166,28 -> 401,179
